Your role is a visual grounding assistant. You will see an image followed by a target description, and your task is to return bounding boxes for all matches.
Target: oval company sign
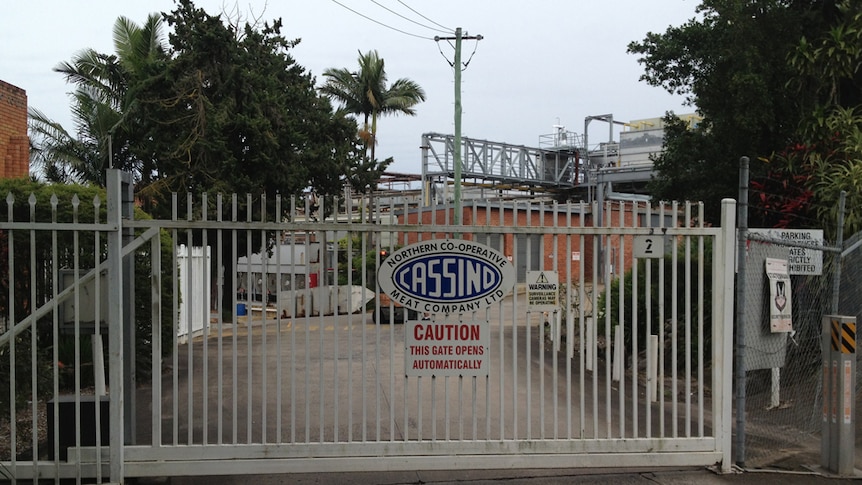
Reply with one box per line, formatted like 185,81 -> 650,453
378,239 -> 516,315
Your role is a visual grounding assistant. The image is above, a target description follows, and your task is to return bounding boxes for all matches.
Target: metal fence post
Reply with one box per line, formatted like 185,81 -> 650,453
717,198 -> 737,472
106,169 -> 125,482
830,191 -> 846,314
735,156 -> 749,466
821,315 -> 857,476
120,170 -> 136,445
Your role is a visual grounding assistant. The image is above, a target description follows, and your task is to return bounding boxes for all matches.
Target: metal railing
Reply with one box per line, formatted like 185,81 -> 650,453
0,175 -> 737,482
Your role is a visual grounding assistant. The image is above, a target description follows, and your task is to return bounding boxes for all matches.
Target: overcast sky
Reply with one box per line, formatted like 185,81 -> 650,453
1,0 -> 699,177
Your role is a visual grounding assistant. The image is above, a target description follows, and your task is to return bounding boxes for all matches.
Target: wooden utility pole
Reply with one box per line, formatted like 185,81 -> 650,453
436,28 -> 482,227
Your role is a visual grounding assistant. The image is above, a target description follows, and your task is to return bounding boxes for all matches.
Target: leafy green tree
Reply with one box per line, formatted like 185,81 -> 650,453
29,14 -> 168,185
131,0 -> 359,213
320,49 -> 426,170
781,2 -> 862,236
627,0 -> 829,224
124,0 -> 364,313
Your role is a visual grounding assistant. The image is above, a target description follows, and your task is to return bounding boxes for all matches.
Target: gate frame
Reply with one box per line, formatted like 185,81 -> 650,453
0,175 -> 737,481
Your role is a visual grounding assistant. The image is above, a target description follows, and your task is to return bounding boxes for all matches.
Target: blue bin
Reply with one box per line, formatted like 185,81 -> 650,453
236,303 -> 247,316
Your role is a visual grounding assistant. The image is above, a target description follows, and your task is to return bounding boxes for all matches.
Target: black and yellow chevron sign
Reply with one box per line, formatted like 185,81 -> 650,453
831,319 -> 856,354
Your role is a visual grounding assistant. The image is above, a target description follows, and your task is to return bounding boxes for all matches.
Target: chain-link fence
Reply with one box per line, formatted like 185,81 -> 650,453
740,229 -> 861,466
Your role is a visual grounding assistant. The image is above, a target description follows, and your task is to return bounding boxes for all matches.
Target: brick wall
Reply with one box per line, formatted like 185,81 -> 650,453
0,80 -> 30,179
398,203 -> 640,284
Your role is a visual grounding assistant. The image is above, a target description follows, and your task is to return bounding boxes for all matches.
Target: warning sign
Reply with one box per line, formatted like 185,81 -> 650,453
765,258 -> 792,333
405,319 -> 490,377
526,271 -> 558,311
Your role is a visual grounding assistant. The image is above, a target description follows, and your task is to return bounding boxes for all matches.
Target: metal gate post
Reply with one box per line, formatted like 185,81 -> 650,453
821,315 -> 857,477
120,170 -> 136,444
107,169 -> 126,482
715,198 -> 736,473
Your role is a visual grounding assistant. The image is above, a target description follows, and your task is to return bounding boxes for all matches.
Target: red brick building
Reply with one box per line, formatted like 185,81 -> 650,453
394,201 -> 641,283
0,80 -> 30,179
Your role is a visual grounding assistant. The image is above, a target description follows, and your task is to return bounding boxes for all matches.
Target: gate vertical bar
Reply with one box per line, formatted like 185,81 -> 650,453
331,197 -> 340,443
106,169 -> 125,482
94,200 -> 104,483
346,194 -> 355,443
591,201 -> 599,437
202,195 -> 210,445
289,196 -> 297,444
566,202 -> 573,438
618,202 -> 626,439
51,194 -> 60,479
274,195 -> 282,444
644,202 -> 653,439
511,202 -> 519,439
246,196 -> 254,444
171,194 -> 179,446
259,195 -> 268,444
658,202 -> 678,438
578,202 -> 586,438
151,229 -> 162,449
73,196 -> 82,476
231,195 -> 239,444
119,171 -> 136,447
404,197 -> 412,442
631,202 -> 639,438
6,193 -> 16,477
525,201 -> 533,440
684,202 -> 692,437
608,201 -> 622,438
186,194 -> 195,445
671,201 -> 679,437
374,200 -> 383,441
28,194 -> 38,475
552,201 -> 559,439
216,194 -> 224,445
657,202 -> 666,437
697,202 -> 706,437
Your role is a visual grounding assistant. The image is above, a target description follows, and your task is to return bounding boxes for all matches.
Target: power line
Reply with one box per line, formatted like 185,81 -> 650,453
398,0 -> 454,33
330,0 -> 433,40
370,0 -> 453,35
398,0 -> 455,33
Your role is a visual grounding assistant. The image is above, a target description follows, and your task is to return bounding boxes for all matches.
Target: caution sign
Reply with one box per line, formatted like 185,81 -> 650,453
405,319 -> 489,377
526,271 -> 558,311
831,319 -> 856,354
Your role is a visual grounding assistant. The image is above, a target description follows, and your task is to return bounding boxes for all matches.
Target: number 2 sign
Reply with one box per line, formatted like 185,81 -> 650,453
633,235 -> 664,259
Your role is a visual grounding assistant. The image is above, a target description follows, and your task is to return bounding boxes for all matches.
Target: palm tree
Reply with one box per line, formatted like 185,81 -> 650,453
320,50 -> 426,163
30,14 -> 166,185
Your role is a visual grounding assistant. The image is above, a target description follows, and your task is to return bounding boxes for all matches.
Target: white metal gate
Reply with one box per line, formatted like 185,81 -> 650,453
0,170 -> 736,483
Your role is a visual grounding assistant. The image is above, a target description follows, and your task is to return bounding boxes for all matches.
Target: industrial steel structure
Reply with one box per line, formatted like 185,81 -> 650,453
420,113 -> 699,205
